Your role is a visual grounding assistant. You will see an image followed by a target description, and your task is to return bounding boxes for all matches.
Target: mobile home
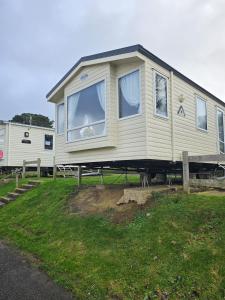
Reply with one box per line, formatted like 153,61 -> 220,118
0,122 -> 54,170
46,44 -> 225,173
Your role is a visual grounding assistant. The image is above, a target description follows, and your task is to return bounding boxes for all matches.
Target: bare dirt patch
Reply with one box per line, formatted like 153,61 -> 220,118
68,185 -> 178,223
196,189 -> 225,196
68,186 -> 145,223
0,178 -> 12,186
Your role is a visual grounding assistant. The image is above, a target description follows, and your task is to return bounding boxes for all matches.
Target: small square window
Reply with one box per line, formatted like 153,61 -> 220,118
44,134 -> 53,150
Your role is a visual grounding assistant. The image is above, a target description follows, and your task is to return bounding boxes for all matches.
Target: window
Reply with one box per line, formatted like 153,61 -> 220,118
0,129 -> 5,144
118,70 -> 140,118
196,96 -> 207,131
154,72 -> 168,118
44,134 -> 53,150
67,80 -> 105,142
57,103 -> 64,134
217,109 -> 225,153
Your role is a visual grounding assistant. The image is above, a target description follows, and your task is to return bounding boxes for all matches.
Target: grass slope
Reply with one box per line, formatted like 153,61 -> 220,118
0,178 -> 225,299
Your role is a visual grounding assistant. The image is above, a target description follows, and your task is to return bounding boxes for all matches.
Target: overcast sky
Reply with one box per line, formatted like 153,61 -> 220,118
1,0 -> 225,121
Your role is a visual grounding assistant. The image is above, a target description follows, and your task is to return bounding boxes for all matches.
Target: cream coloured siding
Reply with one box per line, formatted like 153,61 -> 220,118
172,75 -> 219,160
145,59 -> 172,160
0,123 -> 55,167
52,50 -> 225,165
144,55 -> 222,162
54,60 -> 147,165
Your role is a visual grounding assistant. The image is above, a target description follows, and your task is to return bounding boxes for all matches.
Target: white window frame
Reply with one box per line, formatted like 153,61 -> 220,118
56,102 -> 65,135
196,95 -> 208,132
66,79 -> 107,143
117,68 -> 142,121
153,70 -> 169,119
217,107 -> 225,153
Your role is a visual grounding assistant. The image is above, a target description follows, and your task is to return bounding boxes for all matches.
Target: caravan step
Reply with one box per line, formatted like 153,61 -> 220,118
7,192 -> 20,199
0,201 -> 6,207
0,197 -> 12,204
15,188 -> 27,194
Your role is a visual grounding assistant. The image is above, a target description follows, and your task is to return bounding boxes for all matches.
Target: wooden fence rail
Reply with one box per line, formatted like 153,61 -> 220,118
182,151 -> 225,193
22,158 -> 41,178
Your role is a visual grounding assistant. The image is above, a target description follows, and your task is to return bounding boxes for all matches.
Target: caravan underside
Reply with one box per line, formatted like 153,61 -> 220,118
70,159 -> 218,175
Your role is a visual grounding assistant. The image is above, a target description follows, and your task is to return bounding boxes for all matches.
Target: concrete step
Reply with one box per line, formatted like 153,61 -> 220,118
0,201 -> 6,207
0,197 -> 12,204
21,184 -> 35,189
15,188 -> 27,194
7,192 -> 20,199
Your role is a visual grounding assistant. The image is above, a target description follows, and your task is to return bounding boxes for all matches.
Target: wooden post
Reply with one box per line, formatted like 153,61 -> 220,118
100,169 -> 103,185
182,151 -> 190,193
53,156 -> 57,180
125,169 -> 128,185
37,158 -> 41,179
77,166 -> 82,187
16,173 -> 19,188
22,160 -> 26,178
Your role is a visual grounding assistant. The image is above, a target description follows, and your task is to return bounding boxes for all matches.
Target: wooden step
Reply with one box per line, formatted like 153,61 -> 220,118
0,197 -> 12,204
28,180 -> 41,186
21,184 -> 35,189
15,188 -> 27,194
7,192 -> 20,199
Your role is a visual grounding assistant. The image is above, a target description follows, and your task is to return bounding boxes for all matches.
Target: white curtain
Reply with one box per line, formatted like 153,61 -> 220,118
96,81 -> 105,112
80,115 -> 95,138
68,92 -> 80,129
120,71 -> 140,109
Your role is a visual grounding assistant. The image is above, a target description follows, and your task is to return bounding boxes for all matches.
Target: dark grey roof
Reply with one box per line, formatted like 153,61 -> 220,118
46,44 -> 225,107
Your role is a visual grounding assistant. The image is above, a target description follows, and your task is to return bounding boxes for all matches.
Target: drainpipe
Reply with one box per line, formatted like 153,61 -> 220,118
170,71 -> 175,162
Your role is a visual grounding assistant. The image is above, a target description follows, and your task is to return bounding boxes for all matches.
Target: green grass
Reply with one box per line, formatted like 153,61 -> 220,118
0,179 -> 24,197
0,178 -> 31,197
0,178 -> 225,299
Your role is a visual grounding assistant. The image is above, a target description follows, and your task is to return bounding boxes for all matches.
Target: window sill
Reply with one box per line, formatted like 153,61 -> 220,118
66,133 -> 107,144
154,113 -> 169,121
65,134 -> 116,152
196,127 -> 208,133
118,112 -> 142,121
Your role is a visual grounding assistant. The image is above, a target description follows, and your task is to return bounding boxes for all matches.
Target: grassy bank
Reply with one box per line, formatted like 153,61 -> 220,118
0,178 -> 224,299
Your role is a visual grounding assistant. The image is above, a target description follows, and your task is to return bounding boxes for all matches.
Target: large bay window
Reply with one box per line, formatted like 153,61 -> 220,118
196,96 -> 207,131
67,80 -> 105,142
57,103 -> 64,134
118,70 -> 140,118
154,72 -> 168,118
217,108 -> 225,153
